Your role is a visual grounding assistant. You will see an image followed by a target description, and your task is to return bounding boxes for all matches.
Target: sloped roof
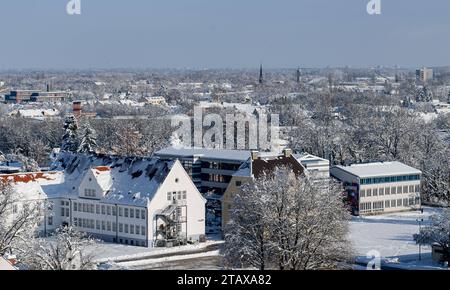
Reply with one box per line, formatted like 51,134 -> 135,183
49,153 -> 176,206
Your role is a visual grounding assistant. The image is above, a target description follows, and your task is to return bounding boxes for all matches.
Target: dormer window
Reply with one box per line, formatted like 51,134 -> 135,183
84,189 -> 96,197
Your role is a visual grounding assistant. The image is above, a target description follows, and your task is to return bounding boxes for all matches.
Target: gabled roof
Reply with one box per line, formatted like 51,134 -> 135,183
233,152 -> 305,179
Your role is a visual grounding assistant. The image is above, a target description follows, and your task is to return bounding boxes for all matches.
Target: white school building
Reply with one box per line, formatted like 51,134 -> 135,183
331,161 -> 422,216
2,155 -> 206,247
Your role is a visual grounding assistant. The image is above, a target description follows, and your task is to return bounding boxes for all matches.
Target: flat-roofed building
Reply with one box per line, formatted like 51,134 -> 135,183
331,161 -> 422,216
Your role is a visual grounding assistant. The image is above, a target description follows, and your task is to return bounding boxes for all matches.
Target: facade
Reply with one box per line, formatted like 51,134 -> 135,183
4,90 -> 70,103
222,149 -> 306,228
155,148 -> 250,196
295,153 -> 330,178
330,161 -> 422,216
2,155 -> 206,248
416,67 -> 434,83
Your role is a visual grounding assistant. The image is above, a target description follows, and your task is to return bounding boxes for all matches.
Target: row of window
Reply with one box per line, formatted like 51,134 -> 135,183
73,218 -> 146,236
167,191 -> 187,201
360,185 -> 420,198
360,175 -> 420,185
73,202 -> 146,220
360,197 -> 420,213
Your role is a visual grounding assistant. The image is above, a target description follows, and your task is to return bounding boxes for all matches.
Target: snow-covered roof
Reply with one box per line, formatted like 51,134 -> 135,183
156,147 -> 251,162
333,162 -> 421,178
48,153 -> 176,206
0,257 -> 15,270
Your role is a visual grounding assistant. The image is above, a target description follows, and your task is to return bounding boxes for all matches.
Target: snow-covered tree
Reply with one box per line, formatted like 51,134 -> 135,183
78,122 -> 97,154
61,116 -> 79,153
0,183 -> 41,256
414,209 -> 450,262
20,227 -> 98,270
223,166 -> 353,270
5,152 -> 40,172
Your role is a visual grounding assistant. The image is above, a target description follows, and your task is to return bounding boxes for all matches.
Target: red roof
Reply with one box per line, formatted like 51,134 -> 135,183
0,172 -> 55,184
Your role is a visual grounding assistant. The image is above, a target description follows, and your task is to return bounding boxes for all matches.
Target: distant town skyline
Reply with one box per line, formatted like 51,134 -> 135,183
0,0 -> 449,69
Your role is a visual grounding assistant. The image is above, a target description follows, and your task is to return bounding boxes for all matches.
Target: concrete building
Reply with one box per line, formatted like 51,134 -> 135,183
1,154 -> 206,248
416,67 -> 434,83
4,90 -> 70,103
295,153 -> 330,178
330,161 -> 422,216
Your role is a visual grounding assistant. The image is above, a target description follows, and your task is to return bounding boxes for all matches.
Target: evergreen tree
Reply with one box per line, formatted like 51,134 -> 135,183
61,116 -> 79,153
78,122 -> 97,154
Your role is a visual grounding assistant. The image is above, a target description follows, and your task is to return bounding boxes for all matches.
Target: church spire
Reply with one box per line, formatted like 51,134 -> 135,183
259,64 -> 263,84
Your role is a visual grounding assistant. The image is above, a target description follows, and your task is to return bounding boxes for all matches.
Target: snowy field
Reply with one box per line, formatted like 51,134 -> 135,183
350,206 -> 449,269
84,207 -> 448,270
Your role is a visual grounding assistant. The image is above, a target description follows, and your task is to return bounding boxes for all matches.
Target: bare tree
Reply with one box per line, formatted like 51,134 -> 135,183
223,166 -> 353,270
20,227 -> 98,270
0,183 -> 41,256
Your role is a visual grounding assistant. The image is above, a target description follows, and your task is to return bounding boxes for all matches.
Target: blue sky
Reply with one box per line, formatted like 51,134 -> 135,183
0,0 -> 449,69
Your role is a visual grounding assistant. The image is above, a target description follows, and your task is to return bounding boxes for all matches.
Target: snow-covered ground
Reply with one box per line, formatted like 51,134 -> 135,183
350,207 -> 448,270
92,240 -> 223,263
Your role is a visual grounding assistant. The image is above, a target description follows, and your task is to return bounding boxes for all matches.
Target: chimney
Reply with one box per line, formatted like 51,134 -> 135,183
251,151 -> 259,160
283,148 -> 292,158
73,101 -> 82,118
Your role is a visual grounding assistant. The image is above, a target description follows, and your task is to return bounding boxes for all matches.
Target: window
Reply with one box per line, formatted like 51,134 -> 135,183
112,222 -> 117,232
107,221 -> 111,232
124,224 -> 129,233
397,186 -> 402,194
391,187 -> 396,195
74,219 -> 78,227
130,209 -> 134,218
403,186 -> 408,194
48,216 -> 53,226
379,188 -> 384,196
385,200 -> 390,208
102,221 -> 106,231
367,189 -> 372,197
119,207 -> 123,217
90,204 -> 94,213
101,205 -> 105,215
415,185 -> 420,193
360,190 -> 366,198
409,185 -> 414,193
373,201 -> 384,211
391,199 -> 396,207
141,209 -> 146,220
107,206 -> 111,216
124,208 -> 129,218
182,191 -> 187,199
360,202 -> 372,212
74,202 -> 78,211
96,220 -> 100,230
373,188 -> 378,197
130,225 -> 134,234
61,207 -> 65,217
96,204 -> 100,214
65,208 -> 69,217
385,187 -> 390,195
82,203 -> 87,212
398,199 -> 403,207
236,181 -> 242,187
136,225 -> 140,235
177,191 -> 182,200
167,192 -> 171,201
119,223 -> 123,233
112,206 -> 117,216
141,226 -> 146,236
403,198 -> 409,207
